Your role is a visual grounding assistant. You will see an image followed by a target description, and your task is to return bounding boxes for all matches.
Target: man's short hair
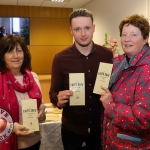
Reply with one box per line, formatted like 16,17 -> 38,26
69,8 -> 93,25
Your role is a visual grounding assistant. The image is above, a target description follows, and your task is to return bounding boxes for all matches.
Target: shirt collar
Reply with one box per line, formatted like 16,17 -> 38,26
72,41 -> 95,56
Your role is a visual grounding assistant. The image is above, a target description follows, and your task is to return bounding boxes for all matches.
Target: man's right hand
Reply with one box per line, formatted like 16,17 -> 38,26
57,90 -> 73,108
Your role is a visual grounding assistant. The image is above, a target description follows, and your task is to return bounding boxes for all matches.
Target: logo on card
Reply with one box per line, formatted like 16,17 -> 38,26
0,108 -> 14,142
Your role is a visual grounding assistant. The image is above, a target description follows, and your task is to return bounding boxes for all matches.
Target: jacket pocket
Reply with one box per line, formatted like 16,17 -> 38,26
117,133 -> 141,142
116,133 -> 143,148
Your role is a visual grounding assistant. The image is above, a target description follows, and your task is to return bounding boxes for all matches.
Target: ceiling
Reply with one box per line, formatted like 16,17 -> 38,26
0,0 -> 92,8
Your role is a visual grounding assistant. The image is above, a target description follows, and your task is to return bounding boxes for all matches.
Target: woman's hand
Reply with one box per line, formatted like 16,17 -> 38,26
38,103 -> 46,123
100,87 -> 113,108
13,122 -> 34,136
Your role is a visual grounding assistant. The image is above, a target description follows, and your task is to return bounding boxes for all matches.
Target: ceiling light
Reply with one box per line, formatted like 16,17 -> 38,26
51,0 -> 64,2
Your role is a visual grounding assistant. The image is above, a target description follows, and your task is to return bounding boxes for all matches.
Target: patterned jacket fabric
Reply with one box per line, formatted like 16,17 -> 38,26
102,45 -> 150,150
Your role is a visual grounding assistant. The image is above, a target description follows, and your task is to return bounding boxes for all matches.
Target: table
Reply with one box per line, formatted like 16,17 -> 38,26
40,121 -> 63,150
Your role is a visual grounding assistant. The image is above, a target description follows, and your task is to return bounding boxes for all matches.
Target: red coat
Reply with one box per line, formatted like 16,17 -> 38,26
102,46 -> 150,150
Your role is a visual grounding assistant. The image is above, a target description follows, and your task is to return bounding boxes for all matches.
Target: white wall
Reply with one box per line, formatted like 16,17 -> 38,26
83,0 -> 149,54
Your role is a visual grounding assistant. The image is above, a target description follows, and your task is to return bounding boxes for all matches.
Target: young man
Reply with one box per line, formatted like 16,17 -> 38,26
50,8 -> 113,150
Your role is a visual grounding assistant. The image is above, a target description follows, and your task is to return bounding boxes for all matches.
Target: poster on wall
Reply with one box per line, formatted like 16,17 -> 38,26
0,17 -> 30,45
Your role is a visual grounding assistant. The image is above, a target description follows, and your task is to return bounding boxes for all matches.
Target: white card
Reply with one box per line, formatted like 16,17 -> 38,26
22,99 -> 39,131
93,62 -> 113,95
69,73 -> 85,106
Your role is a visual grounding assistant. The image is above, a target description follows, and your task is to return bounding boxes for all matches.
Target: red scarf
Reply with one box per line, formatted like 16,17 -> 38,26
0,69 -> 42,150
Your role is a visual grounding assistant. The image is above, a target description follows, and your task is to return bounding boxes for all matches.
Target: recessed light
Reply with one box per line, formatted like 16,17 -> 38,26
51,0 -> 64,2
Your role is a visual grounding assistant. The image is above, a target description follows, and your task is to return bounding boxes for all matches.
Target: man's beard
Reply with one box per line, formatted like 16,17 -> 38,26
75,40 -> 92,47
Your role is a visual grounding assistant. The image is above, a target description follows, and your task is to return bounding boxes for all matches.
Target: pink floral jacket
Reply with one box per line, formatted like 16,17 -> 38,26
102,46 -> 150,150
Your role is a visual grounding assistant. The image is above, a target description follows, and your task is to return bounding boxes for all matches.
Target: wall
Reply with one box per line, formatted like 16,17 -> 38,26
83,0 -> 148,54
0,5 -> 73,74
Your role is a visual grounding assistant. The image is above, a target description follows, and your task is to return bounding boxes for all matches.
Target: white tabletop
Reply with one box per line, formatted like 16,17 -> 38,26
40,121 -> 63,150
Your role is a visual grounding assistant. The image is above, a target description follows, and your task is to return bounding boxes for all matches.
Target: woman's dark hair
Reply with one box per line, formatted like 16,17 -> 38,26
69,8 -> 93,25
0,34 -> 31,73
119,14 -> 150,44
